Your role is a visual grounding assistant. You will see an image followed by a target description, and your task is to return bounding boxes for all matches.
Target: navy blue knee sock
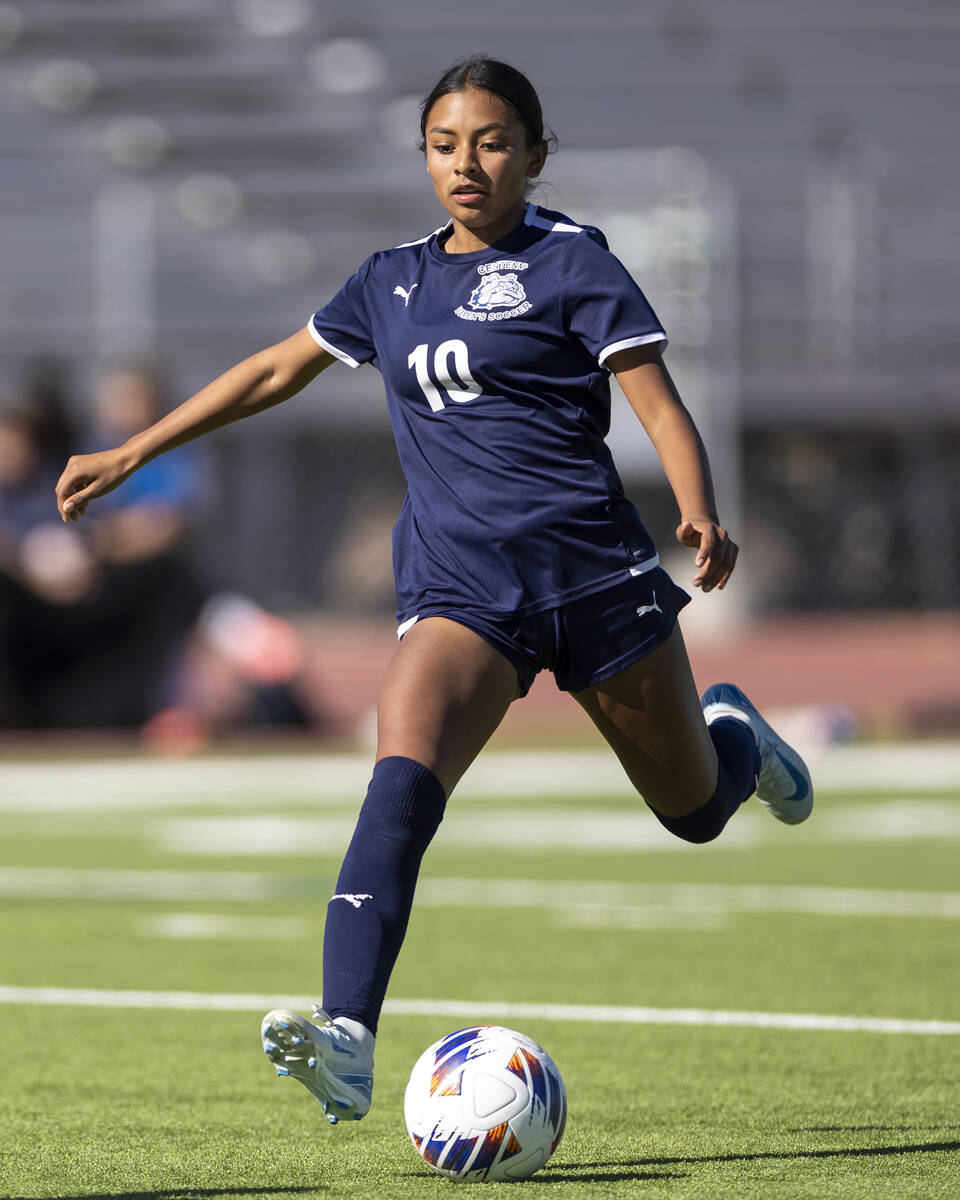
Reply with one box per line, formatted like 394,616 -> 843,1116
650,718 -> 761,845
322,756 -> 446,1035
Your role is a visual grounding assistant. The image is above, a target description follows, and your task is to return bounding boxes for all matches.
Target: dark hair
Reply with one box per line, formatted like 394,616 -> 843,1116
417,56 -> 555,153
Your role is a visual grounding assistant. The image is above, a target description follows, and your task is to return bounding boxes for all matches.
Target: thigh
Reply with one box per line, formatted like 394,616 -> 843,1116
376,616 -> 520,796
573,624 -> 717,817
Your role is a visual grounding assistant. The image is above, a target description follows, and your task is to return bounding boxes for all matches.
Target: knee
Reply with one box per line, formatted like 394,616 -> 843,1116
646,796 -> 727,845
358,756 -> 447,842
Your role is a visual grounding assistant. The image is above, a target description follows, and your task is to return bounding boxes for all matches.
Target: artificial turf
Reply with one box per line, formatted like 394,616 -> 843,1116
1,752 -> 958,1198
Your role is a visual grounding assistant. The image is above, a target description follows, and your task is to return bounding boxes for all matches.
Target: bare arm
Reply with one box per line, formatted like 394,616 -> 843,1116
56,328 -> 335,521
607,343 -> 738,592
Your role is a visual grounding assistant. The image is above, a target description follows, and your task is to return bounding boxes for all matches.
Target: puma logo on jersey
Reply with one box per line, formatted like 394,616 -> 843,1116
394,284 -> 418,306
331,893 -> 373,908
636,593 -> 662,618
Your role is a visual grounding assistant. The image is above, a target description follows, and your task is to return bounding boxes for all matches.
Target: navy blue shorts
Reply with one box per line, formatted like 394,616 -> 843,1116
397,566 -> 691,696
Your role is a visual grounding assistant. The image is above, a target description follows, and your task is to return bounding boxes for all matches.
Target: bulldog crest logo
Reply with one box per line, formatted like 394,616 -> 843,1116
454,261 -> 533,322
468,271 -> 526,311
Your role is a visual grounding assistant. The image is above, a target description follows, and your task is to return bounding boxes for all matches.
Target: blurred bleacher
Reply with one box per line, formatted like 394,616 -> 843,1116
1,0 -> 957,612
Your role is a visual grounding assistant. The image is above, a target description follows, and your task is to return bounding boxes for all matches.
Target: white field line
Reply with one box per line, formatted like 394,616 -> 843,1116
5,867 -> 960,922
0,985 -> 957,1036
557,908 -> 728,931
417,879 -> 960,920
0,866 -> 280,900
0,757 -> 372,811
152,812 -> 763,856
7,800 -> 959,859
0,744 -> 957,812
138,914 -> 309,940
149,799 -> 960,857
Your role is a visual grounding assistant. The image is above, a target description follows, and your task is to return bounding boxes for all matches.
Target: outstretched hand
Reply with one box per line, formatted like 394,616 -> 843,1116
55,448 -> 135,523
676,517 -> 738,592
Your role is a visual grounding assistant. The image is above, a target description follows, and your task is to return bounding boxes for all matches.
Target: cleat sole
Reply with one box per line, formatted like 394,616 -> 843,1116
260,1008 -> 372,1125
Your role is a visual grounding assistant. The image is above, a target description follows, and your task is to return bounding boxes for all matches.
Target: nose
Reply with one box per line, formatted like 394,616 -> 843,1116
454,145 -> 479,176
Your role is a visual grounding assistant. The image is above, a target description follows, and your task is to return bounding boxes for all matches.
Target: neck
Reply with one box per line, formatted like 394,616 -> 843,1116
444,200 -> 527,255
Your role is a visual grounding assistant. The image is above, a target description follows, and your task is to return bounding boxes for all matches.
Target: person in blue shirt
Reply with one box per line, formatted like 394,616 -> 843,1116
56,56 -> 812,1127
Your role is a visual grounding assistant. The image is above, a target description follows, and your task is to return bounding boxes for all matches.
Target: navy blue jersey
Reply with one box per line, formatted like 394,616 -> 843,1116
308,203 -> 667,622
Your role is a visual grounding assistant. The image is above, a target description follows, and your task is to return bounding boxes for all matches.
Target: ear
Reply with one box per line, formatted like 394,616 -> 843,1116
526,140 -> 548,180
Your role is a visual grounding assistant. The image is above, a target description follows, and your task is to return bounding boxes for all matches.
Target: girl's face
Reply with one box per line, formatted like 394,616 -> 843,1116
424,88 -> 546,252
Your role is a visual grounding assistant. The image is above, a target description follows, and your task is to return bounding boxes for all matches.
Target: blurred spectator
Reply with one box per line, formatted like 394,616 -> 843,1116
0,363 -> 206,728
0,379 -> 94,724
87,362 -> 204,566
90,365 -> 332,744
142,591 -> 319,753
0,361 -> 78,565
20,358 -> 76,466
77,361 -> 209,727
0,361 -> 326,740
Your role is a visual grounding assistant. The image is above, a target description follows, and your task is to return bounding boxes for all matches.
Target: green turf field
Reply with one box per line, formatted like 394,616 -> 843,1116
1,748 -> 959,1199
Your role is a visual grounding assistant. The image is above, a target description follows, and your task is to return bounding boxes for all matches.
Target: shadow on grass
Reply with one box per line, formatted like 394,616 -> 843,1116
535,1169 -> 687,1184
2,1188 -> 320,1200
556,1138 -> 960,1171
400,1168 -> 687,1184
789,1125 -> 960,1134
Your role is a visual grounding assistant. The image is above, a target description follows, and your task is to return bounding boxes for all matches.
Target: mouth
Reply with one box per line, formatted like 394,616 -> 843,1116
451,185 -> 487,204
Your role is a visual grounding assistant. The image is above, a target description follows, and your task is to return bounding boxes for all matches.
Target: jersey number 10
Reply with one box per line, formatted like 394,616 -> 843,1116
408,340 -> 482,412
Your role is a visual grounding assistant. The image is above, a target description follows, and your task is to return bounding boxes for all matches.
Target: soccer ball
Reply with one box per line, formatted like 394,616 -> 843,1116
404,1025 -> 567,1182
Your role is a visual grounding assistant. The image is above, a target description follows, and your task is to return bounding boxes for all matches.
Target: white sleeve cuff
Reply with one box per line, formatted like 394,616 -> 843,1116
307,321 -> 361,369
598,332 -> 668,367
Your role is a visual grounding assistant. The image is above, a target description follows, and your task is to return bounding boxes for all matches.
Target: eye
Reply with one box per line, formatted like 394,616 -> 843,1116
481,141 -> 505,152
430,142 -> 455,154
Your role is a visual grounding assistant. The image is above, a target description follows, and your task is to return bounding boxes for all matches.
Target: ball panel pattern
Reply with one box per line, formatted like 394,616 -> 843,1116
404,1025 -> 566,1182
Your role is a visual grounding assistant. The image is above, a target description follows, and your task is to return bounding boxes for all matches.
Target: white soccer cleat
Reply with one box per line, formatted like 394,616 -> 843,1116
260,1005 -> 373,1124
701,682 -> 813,825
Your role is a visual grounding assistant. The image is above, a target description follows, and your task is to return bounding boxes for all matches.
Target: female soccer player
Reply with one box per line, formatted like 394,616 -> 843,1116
56,57 -> 812,1126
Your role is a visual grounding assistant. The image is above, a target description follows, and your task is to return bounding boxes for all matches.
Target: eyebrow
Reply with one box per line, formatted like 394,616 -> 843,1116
427,122 -> 512,136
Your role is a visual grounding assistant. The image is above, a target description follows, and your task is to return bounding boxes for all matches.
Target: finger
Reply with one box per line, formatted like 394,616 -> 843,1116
57,471 -> 84,518
702,548 -> 729,588
691,529 -> 718,583
700,564 -> 726,591
58,485 -> 80,520
56,461 -> 84,506
695,544 -> 732,591
701,540 -> 738,591
675,520 -> 700,550
62,483 -> 97,520
57,486 -> 79,522
720,542 -> 740,586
